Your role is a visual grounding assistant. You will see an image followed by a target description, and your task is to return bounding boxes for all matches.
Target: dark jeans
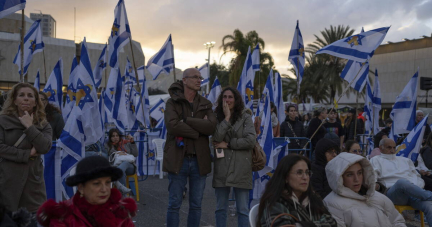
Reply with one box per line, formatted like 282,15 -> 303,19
166,157 -> 207,227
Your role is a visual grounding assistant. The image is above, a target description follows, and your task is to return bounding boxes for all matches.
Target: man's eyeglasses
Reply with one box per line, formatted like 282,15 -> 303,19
290,170 -> 312,177
184,76 -> 204,81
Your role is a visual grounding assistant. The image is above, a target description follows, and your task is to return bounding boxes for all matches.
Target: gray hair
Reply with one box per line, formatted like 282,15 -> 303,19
417,110 -> 424,114
379,138 -> 393,147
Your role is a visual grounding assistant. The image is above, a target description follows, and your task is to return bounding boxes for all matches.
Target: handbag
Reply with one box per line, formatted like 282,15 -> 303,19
109,151 -> 136,166
252,142 -> 266,172
271,213 -> 299,227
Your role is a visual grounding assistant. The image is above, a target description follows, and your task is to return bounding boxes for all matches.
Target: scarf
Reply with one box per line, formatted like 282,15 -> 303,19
112,139 -> 131,152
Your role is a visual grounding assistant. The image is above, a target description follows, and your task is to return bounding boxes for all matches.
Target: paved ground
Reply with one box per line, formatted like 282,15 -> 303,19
130,175 -> 427,227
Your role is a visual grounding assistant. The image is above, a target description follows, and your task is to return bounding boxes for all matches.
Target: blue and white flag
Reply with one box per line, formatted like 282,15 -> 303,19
251,44 -> 260,72
372,69 -> 382,134
13,19 -> 44,76
257,86 -> 274,177
199,63 -> 209,86
126,86 -> 140,135
274,72 -> 285,124
237,46 -> 255,112
147,34 -> 174,80
155,118 -> 167,139
150,98 -> 166,123
62,56 -> 79,122
33,69 -> 40,91
363,77 -> 373,134
93,44 -> 107,88
107,0 -> 130,68
207,76 -> 221,110
340,60 -> 369,92
135,66 -> 150,127
366,137 -> 374,158
43,58 -> 63,109
288,20 -> 305,84
316,26 -> 390,63
397,115 -> 428,162
256,69 -> 274,119
391,69 -> 419,135
104,67 -> 128,133
0,0 -> 25,19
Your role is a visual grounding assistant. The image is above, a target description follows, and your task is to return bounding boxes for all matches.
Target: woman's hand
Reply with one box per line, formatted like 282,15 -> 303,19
126,135 -> 134,143
213,141 -> 228,149
223,101 -> 230,122
118,151 -> 128,155
19,111 -> 33,129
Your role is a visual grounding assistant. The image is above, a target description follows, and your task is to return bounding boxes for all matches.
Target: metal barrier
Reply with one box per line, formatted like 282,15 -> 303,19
273,137 -> 313,160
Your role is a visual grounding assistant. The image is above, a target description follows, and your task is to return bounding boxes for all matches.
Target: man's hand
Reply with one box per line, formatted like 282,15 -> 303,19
375,183 -> 380,191
204,115 -> 208,120
30,147 -> 37,157
213,141 -> 228,149
420,170 -> 431,176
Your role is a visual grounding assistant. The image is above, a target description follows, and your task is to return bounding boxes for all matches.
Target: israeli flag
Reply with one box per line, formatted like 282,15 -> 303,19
43,58 -> 63,109
372,69 -> 382,134
199,63 -> 209,86
93,43 -> 107,88
316,26 -> 390,63
274,72 -> 285,124
366,137 -> 374,158
288,20 -> 305,83
108,0 -> 130,68
256,69 -> 274,119
126,86 -> 140,135
207,76 -> 221,110
0,0 -> 25,19
33,69 -> 40,91
13,19 -> 44,76
257,84 -> 274,177
104,67 -> 128,133
150,98 -> 165,123
397,115 -> 429,162
340,60 -> 369,92
124,57 -> 135,85
237,46 -> 255,112
251,44 -> 260,72
62,56 -> 79,122
391,69 -> 419,135
134,66 -> 150,127
155,118 -> 167,139
363,77 -> 373,134
147,34 -> 175,80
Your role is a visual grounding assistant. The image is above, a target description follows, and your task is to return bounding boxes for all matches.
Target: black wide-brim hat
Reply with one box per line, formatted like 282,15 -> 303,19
66,156 -> 123,186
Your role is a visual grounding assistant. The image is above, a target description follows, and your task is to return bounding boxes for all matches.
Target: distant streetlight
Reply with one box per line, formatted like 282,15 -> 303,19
204,41 -> 215,94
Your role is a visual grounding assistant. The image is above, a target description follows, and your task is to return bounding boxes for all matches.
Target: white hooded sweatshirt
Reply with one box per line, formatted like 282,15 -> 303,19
324,153 -> 406,227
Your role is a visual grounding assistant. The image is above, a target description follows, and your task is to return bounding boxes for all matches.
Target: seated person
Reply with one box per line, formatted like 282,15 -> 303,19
370,138 -> 432,224
257,154 -> 337,227
104,128 -> 138,194
416,133 -> 432,191
311,138 -> 340,199
343,140 -> 362,156
324,152 -> 406,227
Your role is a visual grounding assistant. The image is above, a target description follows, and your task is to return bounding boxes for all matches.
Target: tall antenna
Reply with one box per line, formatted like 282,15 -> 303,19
74,7 -> 76,42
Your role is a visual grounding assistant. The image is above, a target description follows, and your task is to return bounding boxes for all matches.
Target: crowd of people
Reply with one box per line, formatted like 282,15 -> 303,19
1,69 -> 432,227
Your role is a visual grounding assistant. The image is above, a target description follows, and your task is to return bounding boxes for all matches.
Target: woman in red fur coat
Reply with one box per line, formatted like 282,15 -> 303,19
37,156 -> 137,227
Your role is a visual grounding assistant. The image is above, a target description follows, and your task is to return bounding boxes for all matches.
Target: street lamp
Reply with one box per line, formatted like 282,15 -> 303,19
204,41 -> 215,94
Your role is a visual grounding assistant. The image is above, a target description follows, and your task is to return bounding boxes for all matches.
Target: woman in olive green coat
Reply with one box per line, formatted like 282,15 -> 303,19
0,83 -> 52,214
212,87 -> 256,227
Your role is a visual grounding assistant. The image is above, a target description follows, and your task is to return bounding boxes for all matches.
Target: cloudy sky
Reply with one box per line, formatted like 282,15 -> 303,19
26,0 -> 432,77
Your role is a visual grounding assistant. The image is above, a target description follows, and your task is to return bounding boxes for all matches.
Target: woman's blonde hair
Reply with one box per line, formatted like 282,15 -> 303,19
0,83 -> 47,126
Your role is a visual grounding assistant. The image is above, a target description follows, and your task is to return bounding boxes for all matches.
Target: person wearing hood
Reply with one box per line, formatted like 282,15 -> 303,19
163,68 -> 217,227
324,152 -> 406,227
280,105 -> 304,152
371,138 -> 432,224
311,138 -> 340,199
257,154 -> 337,227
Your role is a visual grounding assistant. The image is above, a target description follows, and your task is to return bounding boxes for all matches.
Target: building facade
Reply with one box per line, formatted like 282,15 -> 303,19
29,13 -> 56,38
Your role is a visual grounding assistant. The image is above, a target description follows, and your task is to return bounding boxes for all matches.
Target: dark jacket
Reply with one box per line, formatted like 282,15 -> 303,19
48,110 -> 64,140
163,81 -> 217,176
311,138 -> 339,199
346,118 -> 364,141
280,116 -> 304,150
306,118 -> 326,149
420,146 -> 432,170
0,115 -> 52,213
37,188 -> 136,227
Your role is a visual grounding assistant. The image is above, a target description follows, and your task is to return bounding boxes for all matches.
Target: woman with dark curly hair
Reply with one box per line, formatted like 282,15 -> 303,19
212,87 -> 256,227
39,92 -> 64,140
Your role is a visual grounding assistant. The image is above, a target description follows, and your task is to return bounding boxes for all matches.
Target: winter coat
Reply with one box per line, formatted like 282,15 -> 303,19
280,117 -> 305,150
311,138 -> 339,199
0,114 -> 52,213
259,192 -> 337,227
212,109 -> 256,189
324,153 -> 406,227
37,188 -> 137,227
346,118 -> 364,141
163,81 -> 217,176
48,110 -> 64,140
306,118 -> 327,149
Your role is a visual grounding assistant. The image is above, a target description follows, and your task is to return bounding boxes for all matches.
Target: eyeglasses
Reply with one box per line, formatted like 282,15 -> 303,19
184,76 -> 204,81
351,149 -> 362,154
290,170 -> 312,177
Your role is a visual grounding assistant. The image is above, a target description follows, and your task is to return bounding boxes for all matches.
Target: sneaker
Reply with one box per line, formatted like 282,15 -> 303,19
115,181 -> 132,194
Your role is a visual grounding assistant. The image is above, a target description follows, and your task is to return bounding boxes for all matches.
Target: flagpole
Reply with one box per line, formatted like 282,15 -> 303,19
354,91 -> 359,139
172,43 -> 177,82
301,61 -> 368,152
20,9 -> 25,83
42,49 -> 48,83
296,58 -> 300,102
128,39 -> 147,128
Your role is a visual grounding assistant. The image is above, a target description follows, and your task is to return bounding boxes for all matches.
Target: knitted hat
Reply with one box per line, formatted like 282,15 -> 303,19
65,156 -> 123,186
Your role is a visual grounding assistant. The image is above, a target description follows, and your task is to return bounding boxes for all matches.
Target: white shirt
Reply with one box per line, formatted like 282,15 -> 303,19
370,154 -> 424,188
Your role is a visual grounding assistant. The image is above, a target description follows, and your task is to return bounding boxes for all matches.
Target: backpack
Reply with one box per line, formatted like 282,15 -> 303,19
252,142 -> 266,172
